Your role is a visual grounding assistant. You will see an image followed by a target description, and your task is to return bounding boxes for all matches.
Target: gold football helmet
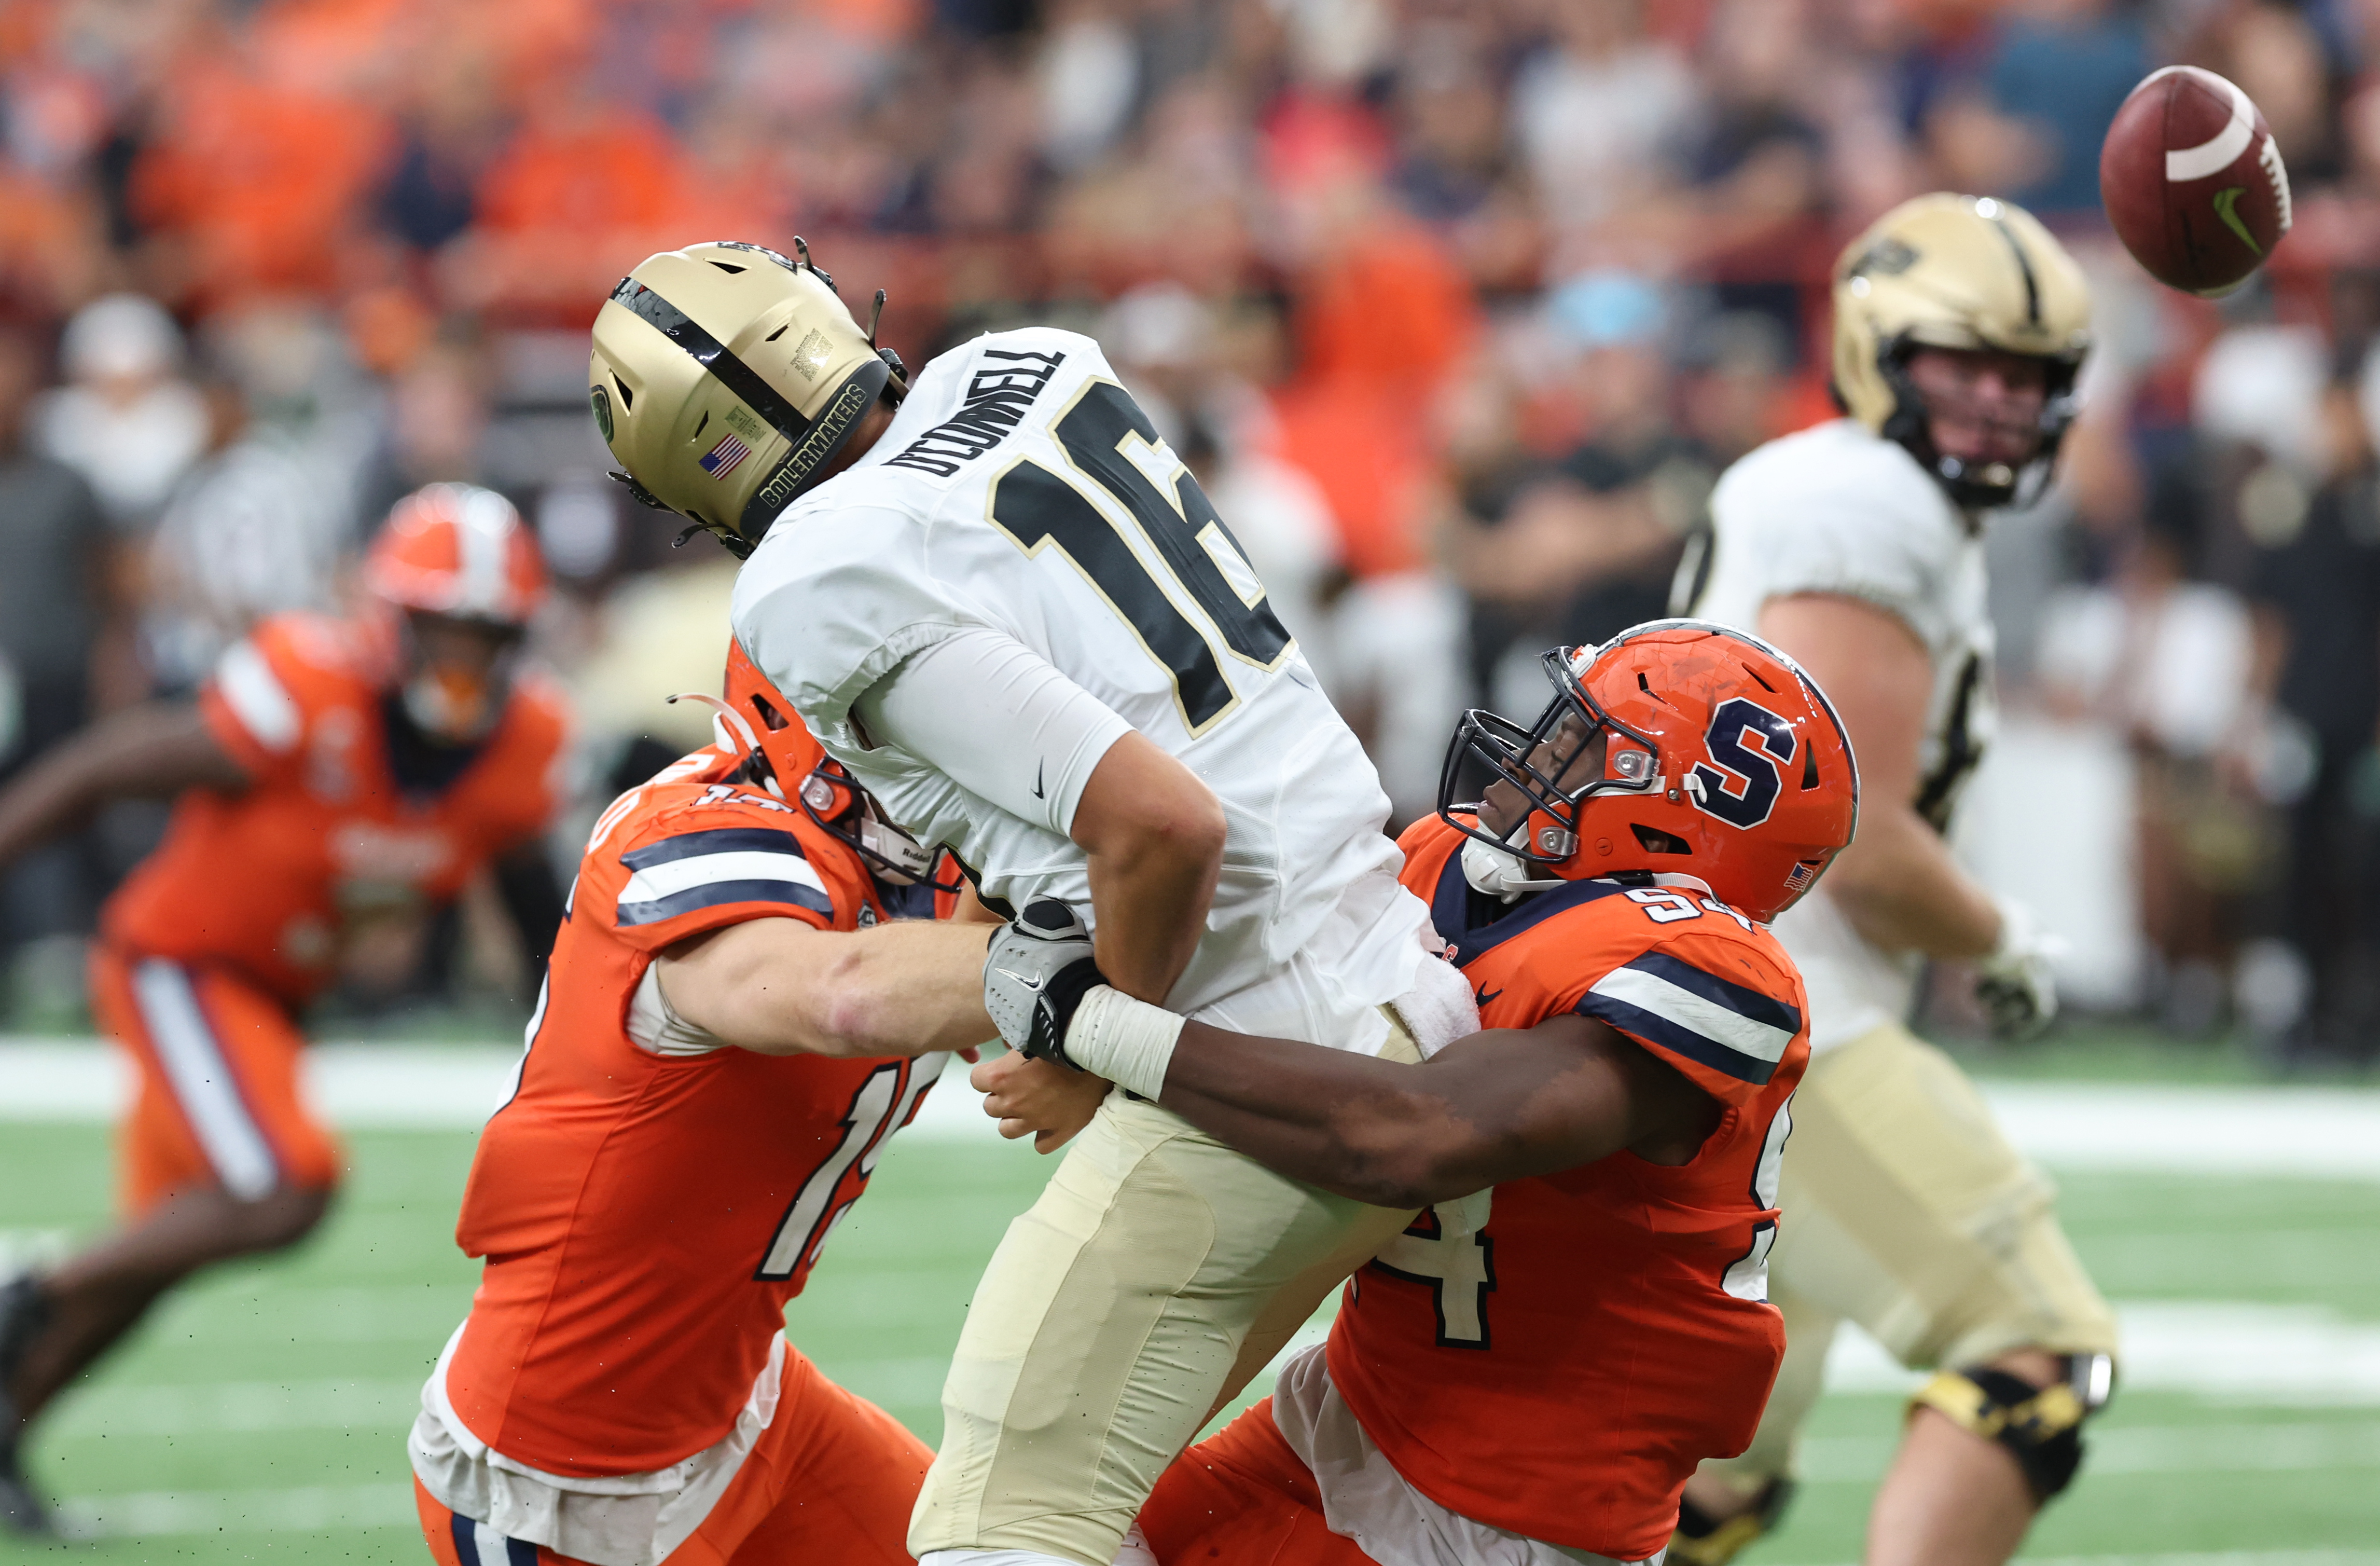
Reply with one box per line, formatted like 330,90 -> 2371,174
1832,194 -> 2092,509
589,240 -> 901,558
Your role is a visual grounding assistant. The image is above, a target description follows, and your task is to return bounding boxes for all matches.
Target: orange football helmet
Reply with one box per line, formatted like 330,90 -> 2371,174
364,483 -> 546,627
1440,620 -> 1858,924
711,639 -> 946,887
362,484 -> 547,742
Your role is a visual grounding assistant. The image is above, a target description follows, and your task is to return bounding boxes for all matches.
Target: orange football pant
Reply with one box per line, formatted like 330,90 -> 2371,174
414,1345 -> 931,1566
1139,1398 -> 1381,1566
89,944 -> 341,1215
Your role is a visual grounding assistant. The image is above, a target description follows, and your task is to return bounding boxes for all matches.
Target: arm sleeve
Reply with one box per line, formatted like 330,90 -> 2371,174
854,626 -> 1132,839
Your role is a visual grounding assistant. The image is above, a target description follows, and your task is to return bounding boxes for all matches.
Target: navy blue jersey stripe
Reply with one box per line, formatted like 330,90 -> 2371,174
1447,876 -> 1631,967
1575,991 -> 1778,1085
505,1535 -> 538,1566
617,878 -> 835,927
1430,846 -> 1471,953
449,1513 -> 481,1566
621,826 -> 808,871
1624,949 -> 1802,1036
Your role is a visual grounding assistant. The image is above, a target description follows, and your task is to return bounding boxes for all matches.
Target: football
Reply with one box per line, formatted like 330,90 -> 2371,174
2100,65 -> 2293,297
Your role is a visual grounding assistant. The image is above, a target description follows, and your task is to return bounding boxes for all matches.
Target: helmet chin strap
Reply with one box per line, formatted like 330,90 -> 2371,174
1461,827 -> 1568,903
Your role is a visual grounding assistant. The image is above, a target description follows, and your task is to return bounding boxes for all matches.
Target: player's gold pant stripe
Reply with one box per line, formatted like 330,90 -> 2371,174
910,1015 -> 1422,1566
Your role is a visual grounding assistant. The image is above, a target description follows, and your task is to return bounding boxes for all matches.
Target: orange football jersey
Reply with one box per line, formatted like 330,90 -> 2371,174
1326,817 -> 1809,1562
103,612 -> 568,1002
442,745 -> 948,1478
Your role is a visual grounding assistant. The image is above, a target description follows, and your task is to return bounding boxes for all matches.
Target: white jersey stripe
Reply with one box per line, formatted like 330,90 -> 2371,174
618,849 -> 827,910
131,958 -> 279,1200
454,487 -> 514,617
213,640 -> 301,754
1587,965 -> 1797,1067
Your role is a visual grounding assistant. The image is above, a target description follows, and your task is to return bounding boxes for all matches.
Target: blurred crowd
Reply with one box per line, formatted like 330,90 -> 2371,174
3,0 -> 2380,1061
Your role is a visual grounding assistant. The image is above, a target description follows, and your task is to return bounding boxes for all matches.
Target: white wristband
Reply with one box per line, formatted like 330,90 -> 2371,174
1065,986 -> 1184,1102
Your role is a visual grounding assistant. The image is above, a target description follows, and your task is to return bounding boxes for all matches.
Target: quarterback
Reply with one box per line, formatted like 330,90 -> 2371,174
409,642 -> 995,1566
589,241 -> 1433,1566
978,622 -> 1857,1565
0,486 -> 569,1535
1673,194 -> 2119,1566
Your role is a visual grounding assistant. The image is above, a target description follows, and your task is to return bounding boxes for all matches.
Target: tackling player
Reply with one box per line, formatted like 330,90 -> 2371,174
977,622 -> 1857,1565
1673,194 -> 2119,1566
408,641 -> 998,1566
0,485 -> 569,1535
589,241 -> 1436,1566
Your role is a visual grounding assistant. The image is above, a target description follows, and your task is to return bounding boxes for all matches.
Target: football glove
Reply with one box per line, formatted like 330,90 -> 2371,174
982,900 -> 1108,1068
1973,895 -> 2066,1041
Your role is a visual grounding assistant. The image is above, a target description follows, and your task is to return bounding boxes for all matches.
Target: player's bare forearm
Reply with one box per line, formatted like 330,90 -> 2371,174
1070,733 -> 1225,1002
1823,798 -> 2000,958
0,704 -> 247,867
1154,1015 -> 1710,1208
658,917 -> 995,1057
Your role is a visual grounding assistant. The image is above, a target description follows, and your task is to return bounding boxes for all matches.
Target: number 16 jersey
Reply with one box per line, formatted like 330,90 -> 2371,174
731,327 -> 1426,1049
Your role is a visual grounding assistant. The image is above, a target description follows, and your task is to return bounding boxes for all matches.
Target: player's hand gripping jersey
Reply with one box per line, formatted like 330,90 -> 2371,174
731,327 -> 1425,1048
410,743 -> 945,1562
1313,818 -> 1809,1563
104,611 -> 568,1004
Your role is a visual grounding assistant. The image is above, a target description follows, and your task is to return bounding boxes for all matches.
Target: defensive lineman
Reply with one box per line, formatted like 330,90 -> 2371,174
1673,194 -> 2118,1566
588,242 -> 1434,1566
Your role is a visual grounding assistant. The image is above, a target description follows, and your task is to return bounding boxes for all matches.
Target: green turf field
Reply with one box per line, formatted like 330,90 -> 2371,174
3,1093 -> 2377,1564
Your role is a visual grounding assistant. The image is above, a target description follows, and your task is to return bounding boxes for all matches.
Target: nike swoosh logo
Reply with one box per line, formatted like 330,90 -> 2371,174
1474,986 -> 1503,1008
993,966 -> 1047,996
1032,761 -> 1046,801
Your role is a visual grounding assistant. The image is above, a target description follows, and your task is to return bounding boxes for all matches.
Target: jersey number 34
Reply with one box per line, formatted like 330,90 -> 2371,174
988,380 -> 1293,735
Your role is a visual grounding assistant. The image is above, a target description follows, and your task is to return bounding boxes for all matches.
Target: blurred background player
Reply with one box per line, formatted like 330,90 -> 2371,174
593,241 -> 1438,1566
977,622 -> 1856,1566
411,642 -> 1000,1566
0,483 -> 570,1535
1675,195 -> 2119,1566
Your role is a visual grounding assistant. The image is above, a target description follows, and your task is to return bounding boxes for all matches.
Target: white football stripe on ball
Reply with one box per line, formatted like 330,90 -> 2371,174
2150,64 -> 2259,182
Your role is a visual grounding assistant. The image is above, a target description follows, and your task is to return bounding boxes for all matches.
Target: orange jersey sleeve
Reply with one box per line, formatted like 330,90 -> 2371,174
1555,899 -> 1804,1109
196,615 -> 366,786
593,778 -> 875,954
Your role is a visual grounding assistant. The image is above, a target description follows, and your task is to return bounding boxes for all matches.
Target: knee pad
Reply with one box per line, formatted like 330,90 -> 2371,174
1908,1353 -> 2114,1503
1668,1478 -> 1796,1566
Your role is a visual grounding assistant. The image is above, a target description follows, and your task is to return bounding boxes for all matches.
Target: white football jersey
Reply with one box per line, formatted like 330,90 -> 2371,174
1686,418 -> 1995,1049
732,327 -> 1427,1049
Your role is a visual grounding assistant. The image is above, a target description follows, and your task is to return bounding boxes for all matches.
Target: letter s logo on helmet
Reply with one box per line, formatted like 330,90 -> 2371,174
1438,620 -> 1860,925
1693,698 -> 1799,830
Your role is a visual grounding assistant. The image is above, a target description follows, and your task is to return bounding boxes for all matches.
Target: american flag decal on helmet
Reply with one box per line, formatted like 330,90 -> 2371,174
699,432 -> 752,478
1784,860 -> 1820,893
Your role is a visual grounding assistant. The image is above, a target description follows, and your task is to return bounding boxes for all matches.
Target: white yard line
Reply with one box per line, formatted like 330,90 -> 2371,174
56,1480 -> 414,1538
1783,1556 -> 2380,1566
8,1039 -> 2380,1182
1794,1420 -> 2380,1483
1820,1301 -> 2380,1406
